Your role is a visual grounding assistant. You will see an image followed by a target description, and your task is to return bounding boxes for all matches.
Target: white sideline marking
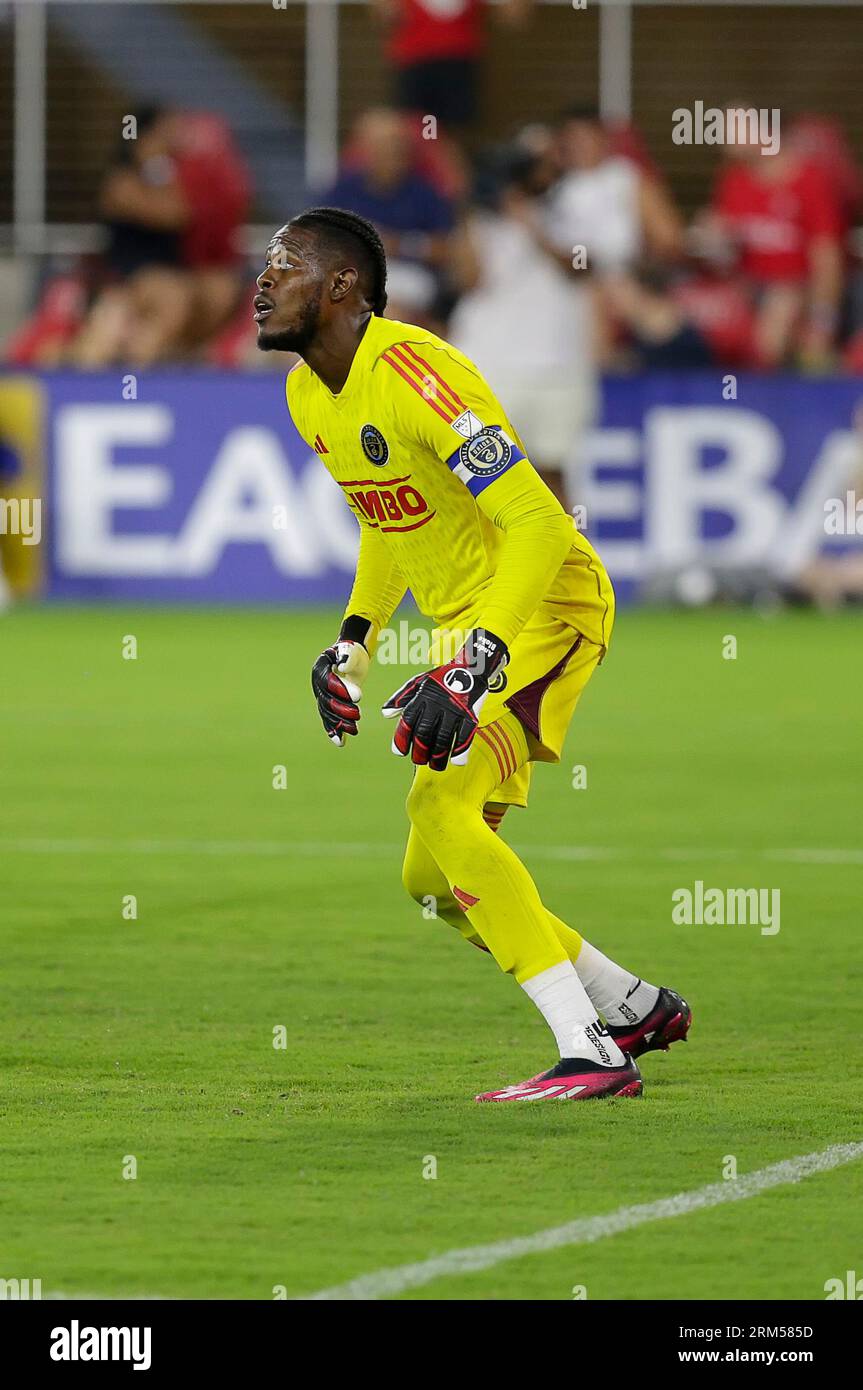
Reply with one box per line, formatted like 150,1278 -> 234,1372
767,848 -> 863,865
44,1292 -> 170,1301
0,837 -> 396,858
301,1142 -> 863,1301
2,837 -> 862,865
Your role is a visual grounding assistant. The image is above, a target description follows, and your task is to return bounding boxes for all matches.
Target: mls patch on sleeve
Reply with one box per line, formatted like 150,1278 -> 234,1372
445,426 -> 524,497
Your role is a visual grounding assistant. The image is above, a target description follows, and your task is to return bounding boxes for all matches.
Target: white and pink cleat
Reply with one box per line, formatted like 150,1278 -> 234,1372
475,1054 -> 643,1102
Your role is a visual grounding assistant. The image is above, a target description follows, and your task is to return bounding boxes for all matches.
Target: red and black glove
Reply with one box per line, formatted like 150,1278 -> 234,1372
311,616 -> 372,747
382,628 -> 509,772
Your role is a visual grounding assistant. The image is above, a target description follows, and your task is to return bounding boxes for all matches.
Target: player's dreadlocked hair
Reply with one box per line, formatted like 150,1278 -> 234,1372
291,207 -> 388,316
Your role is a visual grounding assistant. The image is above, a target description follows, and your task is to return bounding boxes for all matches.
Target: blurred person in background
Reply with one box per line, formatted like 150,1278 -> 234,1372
449,132 -> 596,507
598,263 -> 714,371
68,108 -> 248,367
168,112 -> 250,353
661,266 -> 757,368
68,106 -> 190,366
370,0 -> 533,133
785,116 -> 863,370
695,104 -> 845,370
325,107 -> 456,324
544,106 -> 685,365
594,260 -> 759,371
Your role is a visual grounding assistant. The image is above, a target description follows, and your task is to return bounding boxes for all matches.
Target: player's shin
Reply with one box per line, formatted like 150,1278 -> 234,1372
401,826 -> 491,951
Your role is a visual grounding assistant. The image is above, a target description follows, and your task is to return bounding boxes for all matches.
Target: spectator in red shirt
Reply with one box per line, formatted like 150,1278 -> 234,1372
67,108 -> 248,367
698,107 -> 845,368
370,0 -> 532,130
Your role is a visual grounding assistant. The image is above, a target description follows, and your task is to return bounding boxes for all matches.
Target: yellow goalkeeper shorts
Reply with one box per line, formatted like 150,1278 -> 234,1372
490,630 -> 608,807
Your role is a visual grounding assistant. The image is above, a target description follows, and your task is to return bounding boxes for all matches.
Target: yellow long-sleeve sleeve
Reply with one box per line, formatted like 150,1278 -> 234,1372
473,461 -> 574,649
343,524 -> 408,655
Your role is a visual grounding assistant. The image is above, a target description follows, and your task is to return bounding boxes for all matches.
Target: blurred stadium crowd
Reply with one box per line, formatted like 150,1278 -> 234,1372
4,0 -> 863,392
2,0 -> 863,615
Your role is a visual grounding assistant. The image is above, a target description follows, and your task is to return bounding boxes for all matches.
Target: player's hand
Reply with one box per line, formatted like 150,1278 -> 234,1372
311,637 -> 370,747
381,628 -> 508,772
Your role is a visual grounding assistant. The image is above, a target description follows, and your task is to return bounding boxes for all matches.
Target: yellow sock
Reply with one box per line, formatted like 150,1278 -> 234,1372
403,824 -> 584,962
402,825 -> 491,951
401,711 -> 575,984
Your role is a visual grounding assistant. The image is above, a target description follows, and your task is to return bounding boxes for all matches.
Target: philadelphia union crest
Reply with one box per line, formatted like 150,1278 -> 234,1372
360,424 -> 389,466
458,427 -> 512,478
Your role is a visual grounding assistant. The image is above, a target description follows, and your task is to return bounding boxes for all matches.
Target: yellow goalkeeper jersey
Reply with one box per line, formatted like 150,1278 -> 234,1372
286,315 -> 614,756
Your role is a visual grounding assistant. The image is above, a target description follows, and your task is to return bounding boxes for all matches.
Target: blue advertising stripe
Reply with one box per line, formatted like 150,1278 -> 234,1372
29,369 -> 863,603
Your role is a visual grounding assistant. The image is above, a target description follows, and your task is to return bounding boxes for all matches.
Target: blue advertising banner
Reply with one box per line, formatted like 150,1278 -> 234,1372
11,369 -> 863,602
585,373 -> 863,585
42,371 -> 358,602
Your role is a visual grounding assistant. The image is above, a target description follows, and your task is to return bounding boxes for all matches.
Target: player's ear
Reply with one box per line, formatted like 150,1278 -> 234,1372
331,266 -> 359,303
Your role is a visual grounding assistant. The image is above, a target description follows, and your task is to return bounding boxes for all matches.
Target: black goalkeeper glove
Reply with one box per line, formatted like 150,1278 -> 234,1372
311,616 -> 372,747
381,628 -> 509,772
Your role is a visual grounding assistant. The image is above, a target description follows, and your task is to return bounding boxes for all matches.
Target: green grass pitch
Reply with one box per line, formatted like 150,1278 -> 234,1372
2,602 -> 862,1300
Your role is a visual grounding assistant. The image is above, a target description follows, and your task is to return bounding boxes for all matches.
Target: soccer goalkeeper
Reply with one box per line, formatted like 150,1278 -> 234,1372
256,207 -> 691,1102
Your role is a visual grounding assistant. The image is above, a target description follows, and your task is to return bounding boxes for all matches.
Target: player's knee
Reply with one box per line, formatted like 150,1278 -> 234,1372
401,851 -> 435,905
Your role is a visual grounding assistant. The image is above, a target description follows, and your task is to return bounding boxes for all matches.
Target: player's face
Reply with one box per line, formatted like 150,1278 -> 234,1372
254,227 -> 324,354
